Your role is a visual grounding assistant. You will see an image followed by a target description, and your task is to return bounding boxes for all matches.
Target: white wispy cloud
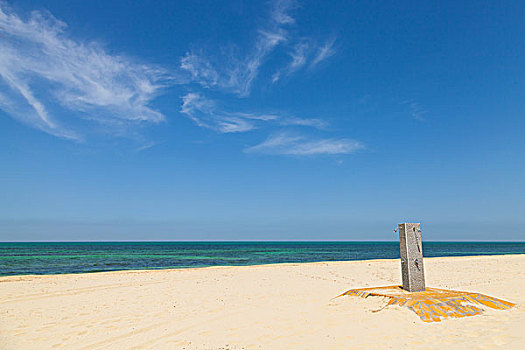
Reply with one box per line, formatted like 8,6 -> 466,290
244,132 -> 364,156
180,92 -> 327,133
0,4 -> 170,140
181,93 -> 256,133
271,0 -> 296,25
272,37 -> 336,83
310,37 -> 336,68
279,116 -> 327,129
180,0 -> 295,96
272,40 -> 309,83
402,99 -> 426,121
288,41 -> 310,71
180,52 -> 219,89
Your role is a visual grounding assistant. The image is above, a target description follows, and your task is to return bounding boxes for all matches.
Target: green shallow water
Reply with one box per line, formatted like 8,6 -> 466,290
1,241 -> 524,276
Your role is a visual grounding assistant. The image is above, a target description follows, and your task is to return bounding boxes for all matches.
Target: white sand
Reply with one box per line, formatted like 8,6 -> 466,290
1,254 -> 524,349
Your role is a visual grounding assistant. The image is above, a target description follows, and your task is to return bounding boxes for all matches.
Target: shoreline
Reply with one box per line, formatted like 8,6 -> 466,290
2,253 -> 525,280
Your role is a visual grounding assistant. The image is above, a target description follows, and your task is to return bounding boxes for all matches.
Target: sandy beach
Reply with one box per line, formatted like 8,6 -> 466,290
1,254 -> 524,349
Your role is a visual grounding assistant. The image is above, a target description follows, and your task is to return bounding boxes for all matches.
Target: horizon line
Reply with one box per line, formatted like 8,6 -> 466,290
2,240 -> 525,243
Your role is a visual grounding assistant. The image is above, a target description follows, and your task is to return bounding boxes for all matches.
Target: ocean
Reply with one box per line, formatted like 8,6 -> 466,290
1,241 -> 524,276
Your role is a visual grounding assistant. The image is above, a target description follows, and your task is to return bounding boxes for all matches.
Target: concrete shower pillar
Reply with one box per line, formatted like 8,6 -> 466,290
398,223 -> 425,292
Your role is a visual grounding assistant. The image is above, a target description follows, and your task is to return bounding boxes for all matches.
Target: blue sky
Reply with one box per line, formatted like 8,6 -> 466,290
1,0 -> 524,241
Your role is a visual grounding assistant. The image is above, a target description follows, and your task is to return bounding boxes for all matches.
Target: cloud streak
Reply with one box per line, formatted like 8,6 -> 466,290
402,99 -> 426,121
0,4 -> 170,140
244,132 -> 364,156
310,38 -> 336,68
181,93 -> 256,133
180,92 -> 326,133
272,37 -> 337,83
180,0 -> 296,96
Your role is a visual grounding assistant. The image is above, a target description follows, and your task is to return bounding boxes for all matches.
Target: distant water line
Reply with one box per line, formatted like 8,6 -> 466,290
1,241 -> 524,276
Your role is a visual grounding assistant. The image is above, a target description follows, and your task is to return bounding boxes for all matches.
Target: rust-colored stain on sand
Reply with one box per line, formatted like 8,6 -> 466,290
340,285 -> 514,322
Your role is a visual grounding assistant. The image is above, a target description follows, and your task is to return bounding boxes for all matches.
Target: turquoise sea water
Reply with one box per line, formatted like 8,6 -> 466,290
1,242 -> 524,276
